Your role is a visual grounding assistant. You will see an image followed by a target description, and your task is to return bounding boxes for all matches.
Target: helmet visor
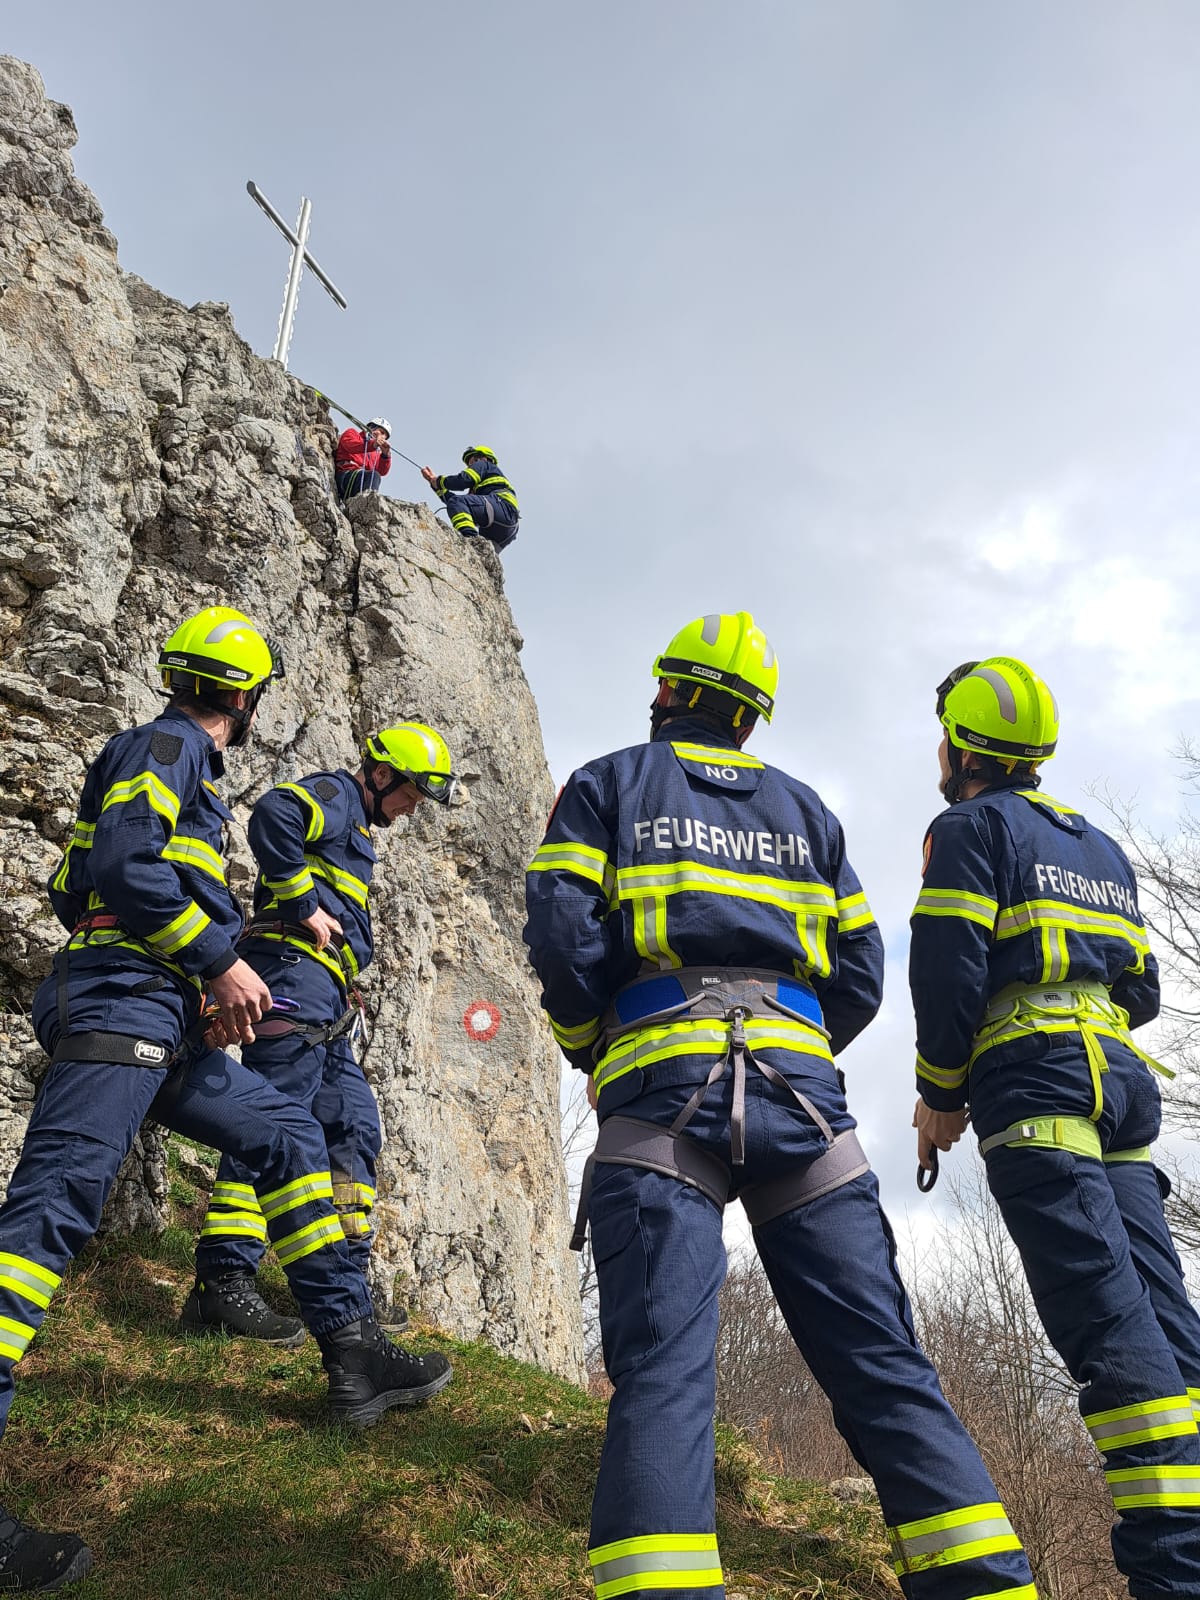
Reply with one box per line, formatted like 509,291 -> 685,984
935,661 -> 979,719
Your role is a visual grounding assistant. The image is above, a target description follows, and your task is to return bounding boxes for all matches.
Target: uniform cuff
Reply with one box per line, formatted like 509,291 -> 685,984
916,1079 -> 968,1114
200,946 -> 239,981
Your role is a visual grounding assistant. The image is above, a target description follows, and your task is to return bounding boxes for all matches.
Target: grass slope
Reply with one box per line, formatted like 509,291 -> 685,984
3,1152 -> 897,1599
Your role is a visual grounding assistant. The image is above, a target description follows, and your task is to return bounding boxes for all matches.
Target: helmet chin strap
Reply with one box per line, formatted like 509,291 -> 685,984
364,764 -> 407,826
649,681 -> 755,744
941,742 -> 976,807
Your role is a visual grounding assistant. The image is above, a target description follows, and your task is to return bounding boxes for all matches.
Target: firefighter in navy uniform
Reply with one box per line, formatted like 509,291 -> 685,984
524,613 -> 1037,1600
911,658 -> 1200,1599
0,609 -> 451,1595
421,445 -> 519,552
181,723 -> 458,1344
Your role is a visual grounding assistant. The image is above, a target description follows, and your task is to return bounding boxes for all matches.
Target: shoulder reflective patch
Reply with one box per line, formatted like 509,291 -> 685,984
315,779 -> 339,802
150,731 -> 184,765
356,825 -> 370,838
922,833 -> 932,876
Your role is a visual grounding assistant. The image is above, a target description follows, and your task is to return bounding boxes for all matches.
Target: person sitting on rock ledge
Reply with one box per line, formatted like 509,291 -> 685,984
335,416 -> 392,499
181,722 -> 459,1349
422,444 -> 519,552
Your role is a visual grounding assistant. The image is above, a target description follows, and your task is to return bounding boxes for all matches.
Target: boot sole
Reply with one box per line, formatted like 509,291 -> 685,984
178,1309 -> 307,1349
328,1362 -> 453,1427
38,1544 -> 94,1591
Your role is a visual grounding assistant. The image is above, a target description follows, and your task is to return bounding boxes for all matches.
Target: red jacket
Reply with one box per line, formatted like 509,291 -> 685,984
335,428 -> 391,477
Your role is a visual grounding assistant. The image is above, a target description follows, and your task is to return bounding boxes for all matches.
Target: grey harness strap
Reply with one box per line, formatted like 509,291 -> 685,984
571,1116 -> 869,1252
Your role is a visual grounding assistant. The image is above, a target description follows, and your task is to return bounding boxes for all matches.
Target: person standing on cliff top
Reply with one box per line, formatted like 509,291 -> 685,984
335,416 -> 392,499
180,723 -> 458,1347
0,612 -> 452,1594
422,445 -> 519,551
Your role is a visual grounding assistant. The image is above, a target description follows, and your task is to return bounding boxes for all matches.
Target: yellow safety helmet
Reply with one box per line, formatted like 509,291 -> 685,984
158,607 -> 283,693
937,657 -> 1058,763
462,445 -> 497,464
653,612 -> 778,723
363,723 -> 457,806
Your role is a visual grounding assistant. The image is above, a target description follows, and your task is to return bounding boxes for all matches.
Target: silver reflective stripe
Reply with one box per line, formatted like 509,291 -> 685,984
700,615 -> 721,645
972,666 -> 1017,723
591,1549 -> 720,1584
1109,1473 -> 1200,1499
892,1515 -> 1014,1561
1090,1403 -> 1194,1442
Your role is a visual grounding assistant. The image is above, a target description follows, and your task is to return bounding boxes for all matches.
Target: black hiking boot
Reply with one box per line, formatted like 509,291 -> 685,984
179,1274 -> 306,1348
0,1506 -> 92,1592
319,1317 -> 452,1427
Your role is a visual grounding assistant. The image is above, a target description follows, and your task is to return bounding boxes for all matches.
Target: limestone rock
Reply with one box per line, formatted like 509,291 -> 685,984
0,56 -> 583,1380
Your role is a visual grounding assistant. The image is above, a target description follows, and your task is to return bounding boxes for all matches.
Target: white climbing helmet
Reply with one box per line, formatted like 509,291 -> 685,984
367,417 -> 391,437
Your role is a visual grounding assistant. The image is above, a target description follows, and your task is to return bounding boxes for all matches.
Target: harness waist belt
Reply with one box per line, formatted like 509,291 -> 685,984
571,1118 -> 868,1251
981,980 -> 1114,1027
604,965 -> 824,1038
241,918 -> 358,982
252,1004 -> 360,1049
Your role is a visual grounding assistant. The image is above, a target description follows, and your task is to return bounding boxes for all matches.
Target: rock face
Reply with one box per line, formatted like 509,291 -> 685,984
0,57 -> 583,1380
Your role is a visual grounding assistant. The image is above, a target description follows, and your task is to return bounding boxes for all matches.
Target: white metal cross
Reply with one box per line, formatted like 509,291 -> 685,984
247,181 -> 348,369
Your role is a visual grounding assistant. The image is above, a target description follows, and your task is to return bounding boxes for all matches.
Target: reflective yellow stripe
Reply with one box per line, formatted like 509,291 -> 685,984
529,840 -> 615,897
595,1015 -> 832,1093
258,1172 -> 334,1222
994,899 -> 1150,969
912,887 -> 999,929
887,1502 -> 1020,1574
968,1589 -> 1038,1600
0,1313 -> 38,1362
211,1182 -> 261,1207
618,860 -> 836,916
0,1253 -> 60,1312
670,742 -> 763,770
263,867 -> 316,901
589,1532 -> 721,1599
835,891 -> 875,933
101,771 -> 181,827
277,782 -> 325,842
550,1015 -> 601,1050
199,1212 -> 268,1240
916,1052 -> 968,1092
65,929 -> 202,991
52,821 -> 96,892
144,900 -> 211,956
1106,1464 -> 1200,1509
1085,1395 -> 1197,1452
274,1215 -> 345,1266
307,856 -> 368,908
161,834 -> 227,883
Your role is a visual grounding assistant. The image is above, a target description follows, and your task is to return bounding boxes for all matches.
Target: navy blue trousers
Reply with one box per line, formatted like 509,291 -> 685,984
196,954 -> 381,1278
0,954 -> 373,1441
444,492 -> 518,551
588,1052 -> 1036,1600
972,1033 -> 1200,1598
337,467 -> 381,498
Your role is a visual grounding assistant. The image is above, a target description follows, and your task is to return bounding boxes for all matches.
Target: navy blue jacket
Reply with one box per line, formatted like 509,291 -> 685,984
434,461 -> 519,514
47,706 -> 241,983
241,769 -> 377,991
909,785 -> 1159,1110
523,715 -> 883,1066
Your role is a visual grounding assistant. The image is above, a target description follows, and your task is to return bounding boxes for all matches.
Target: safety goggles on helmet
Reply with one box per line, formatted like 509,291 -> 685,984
935,662 -> 979,721
407,768 -> 458,805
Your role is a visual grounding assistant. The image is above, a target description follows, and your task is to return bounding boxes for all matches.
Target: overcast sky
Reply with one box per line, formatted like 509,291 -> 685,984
9,1 -> 1200,1236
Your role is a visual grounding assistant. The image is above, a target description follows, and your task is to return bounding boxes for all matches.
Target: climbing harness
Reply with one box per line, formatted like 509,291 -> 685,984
571,968 -> 870,1251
